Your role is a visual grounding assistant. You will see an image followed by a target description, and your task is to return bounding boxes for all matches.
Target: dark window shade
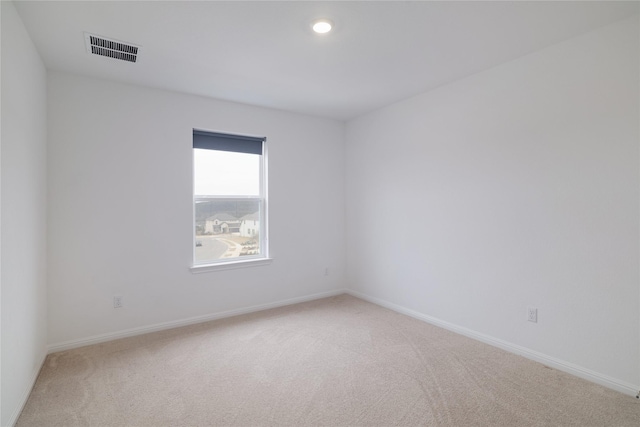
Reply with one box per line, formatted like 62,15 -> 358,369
193,130 -> 264,155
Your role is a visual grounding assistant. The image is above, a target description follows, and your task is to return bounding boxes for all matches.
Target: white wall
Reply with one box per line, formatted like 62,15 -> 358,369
1,1 -> 48,425
346,16 -> 640,391
47,72 -> 345,347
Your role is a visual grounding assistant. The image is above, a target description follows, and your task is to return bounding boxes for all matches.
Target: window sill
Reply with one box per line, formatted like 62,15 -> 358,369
190,257 -> 273,273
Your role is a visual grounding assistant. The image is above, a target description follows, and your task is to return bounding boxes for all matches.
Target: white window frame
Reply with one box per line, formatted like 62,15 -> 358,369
190,130 -> 270,273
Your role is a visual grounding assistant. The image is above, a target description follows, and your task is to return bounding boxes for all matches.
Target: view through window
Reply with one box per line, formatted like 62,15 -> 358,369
193,131 -> 266,265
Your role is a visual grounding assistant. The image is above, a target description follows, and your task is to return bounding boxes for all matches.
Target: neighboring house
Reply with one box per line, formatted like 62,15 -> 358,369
204,213 -> 241,234
239,212 -> 260,238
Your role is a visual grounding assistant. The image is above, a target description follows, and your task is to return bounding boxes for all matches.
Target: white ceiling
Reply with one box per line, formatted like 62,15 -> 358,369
13,1 -> 640,121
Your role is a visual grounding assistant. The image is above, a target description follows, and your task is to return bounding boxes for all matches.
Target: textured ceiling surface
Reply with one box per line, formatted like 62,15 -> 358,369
14,1 -> 640,120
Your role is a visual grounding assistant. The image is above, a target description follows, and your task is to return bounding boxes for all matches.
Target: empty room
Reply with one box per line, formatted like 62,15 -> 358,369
2,0 -> 639,425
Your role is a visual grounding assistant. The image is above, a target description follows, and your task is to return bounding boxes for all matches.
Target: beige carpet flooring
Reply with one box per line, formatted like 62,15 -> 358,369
17,294 -> 640,426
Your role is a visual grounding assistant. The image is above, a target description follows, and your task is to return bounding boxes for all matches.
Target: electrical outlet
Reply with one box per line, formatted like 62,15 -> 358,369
527,307 -> 537,323
113,295 -> 123,309
324,267 -> 329,276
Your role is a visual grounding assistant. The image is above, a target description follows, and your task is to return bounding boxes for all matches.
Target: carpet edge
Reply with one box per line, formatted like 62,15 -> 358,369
345,289 -> 640,398
6,350 -> 47,427
46,288 -> 347,354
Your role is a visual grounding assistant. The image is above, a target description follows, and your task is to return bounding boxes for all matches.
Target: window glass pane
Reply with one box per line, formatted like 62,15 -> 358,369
194,149 -> 260,196
194,199 -> 261,264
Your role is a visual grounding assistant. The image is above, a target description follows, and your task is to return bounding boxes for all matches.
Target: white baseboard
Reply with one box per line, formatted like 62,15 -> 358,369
6,350 -> 47,427
345,289 -> 640,398
44,287 -> 640,398
48,289 -> 346,354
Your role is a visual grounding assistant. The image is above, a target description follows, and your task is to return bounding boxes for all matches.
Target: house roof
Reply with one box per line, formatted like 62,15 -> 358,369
240,212 -> 260,221
206,213 -> 238,222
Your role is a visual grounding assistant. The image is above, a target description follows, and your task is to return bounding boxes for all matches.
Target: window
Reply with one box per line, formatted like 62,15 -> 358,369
193,130 -> 268,267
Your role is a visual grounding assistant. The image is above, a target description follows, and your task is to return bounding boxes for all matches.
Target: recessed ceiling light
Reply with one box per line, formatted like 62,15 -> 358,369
312,19 -> 333,34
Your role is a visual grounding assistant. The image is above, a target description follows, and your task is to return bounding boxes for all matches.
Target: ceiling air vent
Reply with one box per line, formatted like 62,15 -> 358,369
84,33 -> 140,63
